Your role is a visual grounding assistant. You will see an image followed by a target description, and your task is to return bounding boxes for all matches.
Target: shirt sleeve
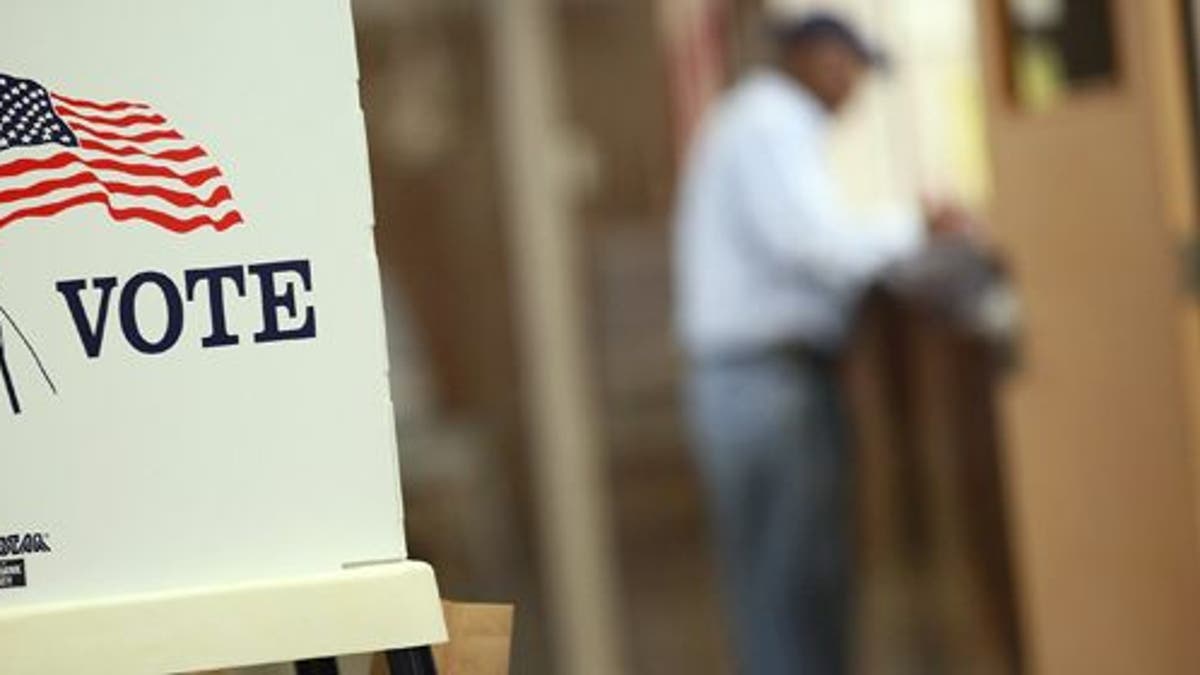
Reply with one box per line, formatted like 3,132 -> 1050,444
733,115 -> 925,297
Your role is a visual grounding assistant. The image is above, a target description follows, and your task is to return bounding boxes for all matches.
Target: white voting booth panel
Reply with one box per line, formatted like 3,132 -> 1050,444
0,1 -> 444,672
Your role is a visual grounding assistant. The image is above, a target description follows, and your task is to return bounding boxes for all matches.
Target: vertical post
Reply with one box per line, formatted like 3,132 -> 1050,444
488,1 -> 627,674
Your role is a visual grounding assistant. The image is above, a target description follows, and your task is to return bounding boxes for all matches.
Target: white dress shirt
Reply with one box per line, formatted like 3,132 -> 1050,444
674,69 -> 924,358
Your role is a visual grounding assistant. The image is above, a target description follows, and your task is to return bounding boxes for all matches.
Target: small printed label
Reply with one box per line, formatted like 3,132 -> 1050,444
0,532 -> 52,558
0,559 -> 26,590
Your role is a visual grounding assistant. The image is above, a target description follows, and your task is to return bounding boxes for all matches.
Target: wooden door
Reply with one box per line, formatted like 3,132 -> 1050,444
977,1 -> 1200,673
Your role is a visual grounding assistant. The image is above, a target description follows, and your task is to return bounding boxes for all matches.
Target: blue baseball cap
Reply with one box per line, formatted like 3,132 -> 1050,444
769,12 -> 890,70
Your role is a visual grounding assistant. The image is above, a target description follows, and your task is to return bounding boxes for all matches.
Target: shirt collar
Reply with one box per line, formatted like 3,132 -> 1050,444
753,68 -> 833,134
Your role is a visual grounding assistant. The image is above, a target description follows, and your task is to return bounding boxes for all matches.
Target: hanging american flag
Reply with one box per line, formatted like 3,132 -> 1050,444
0,73 -> 243,234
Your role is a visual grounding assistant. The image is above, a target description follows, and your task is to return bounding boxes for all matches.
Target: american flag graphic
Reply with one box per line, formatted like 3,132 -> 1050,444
0,73 -> 243,233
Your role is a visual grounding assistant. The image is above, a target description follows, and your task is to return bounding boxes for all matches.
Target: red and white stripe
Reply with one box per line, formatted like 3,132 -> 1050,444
0,92 -> 243,234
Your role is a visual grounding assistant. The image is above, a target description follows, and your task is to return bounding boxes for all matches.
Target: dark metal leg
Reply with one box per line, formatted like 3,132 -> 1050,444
386,647 -> 438,675
294,657 -> 340,675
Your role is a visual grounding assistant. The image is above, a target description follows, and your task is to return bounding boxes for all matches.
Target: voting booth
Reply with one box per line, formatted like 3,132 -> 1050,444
0,1 -> 445,672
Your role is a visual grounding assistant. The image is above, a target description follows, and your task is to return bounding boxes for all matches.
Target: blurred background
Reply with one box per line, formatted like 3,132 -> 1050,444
349,0 -> 1200,673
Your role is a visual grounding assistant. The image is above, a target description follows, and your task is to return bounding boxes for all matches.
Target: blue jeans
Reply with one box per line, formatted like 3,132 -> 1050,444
687,351 -> 851,675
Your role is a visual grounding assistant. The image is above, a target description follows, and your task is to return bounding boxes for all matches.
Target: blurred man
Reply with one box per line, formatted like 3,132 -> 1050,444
674,13 -> 968,675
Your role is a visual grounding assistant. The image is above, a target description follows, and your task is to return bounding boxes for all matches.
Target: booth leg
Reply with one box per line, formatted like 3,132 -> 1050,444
385,647 -> 438,675
293,647 -> 436,675
294,657 -> 339,675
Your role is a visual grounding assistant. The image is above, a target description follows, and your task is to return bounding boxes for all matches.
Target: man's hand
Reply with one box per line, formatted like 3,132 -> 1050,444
922,195 -> 976,238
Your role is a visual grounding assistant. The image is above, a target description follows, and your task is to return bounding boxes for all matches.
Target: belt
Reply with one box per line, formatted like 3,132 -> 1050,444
693,341 -> 841,371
